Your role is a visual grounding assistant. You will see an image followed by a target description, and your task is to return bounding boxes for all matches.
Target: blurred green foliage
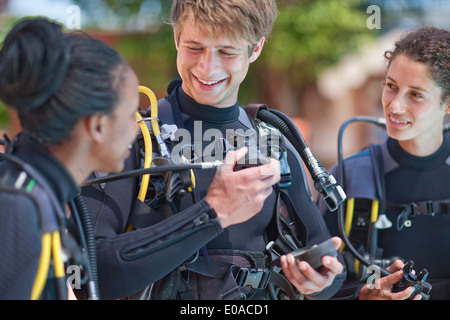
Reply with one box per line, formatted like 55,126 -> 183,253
0,0 -> 375,127
83,0 -> 375,102
0,101 -> 7,131
263,0 -> 375,85
114,24 -> 177,97
0,16 -> 19,131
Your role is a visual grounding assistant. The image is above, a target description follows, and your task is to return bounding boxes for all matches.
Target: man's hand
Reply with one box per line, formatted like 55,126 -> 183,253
280,237 -> 344,296
205,147 -> 280,228
358,259 -> 421,300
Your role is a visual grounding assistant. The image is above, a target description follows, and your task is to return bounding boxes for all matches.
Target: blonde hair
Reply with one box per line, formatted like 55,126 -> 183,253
170,0 -> 277,48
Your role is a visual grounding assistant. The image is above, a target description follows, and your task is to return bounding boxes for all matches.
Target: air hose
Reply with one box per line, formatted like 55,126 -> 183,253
255,107 -> 346,212
82,162 -> 221,187
337,116 -> 389,277
337,116 -> 450,276
83,106 -> 347,212
72,195 -> 100,299
135,111 -> 153,202
139,85 -> 169,158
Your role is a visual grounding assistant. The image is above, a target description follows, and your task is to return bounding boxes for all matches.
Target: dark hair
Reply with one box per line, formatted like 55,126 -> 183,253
0,18 -> 128,145
384,26 -> 450,104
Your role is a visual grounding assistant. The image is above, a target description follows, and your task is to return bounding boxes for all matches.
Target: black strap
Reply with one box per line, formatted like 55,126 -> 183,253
0,153 -> 64,233
408,200 -> 450,216
366,144 -> 450,231
369,144 -> 385,213
183,256 -> 298,300
244,103 -> 267,120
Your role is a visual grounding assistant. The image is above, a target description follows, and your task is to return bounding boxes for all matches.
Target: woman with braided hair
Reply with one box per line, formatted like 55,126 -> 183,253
0,17 -> 139,299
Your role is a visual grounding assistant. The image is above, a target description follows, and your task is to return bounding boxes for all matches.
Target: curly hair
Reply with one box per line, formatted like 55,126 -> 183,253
385,27 -> 450,104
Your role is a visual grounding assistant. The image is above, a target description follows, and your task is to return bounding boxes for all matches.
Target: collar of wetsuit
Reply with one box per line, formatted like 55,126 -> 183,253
177,87 -> 239,124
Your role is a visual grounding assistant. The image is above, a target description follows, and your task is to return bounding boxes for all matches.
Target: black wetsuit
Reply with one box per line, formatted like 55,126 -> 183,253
82,80 -> 345,300
0,133 -> 80,299
321,135 -> 450,299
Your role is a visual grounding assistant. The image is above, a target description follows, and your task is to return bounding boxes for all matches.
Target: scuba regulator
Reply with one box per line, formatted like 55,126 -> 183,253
253,106 -> 346,212
84,88 -> 347,215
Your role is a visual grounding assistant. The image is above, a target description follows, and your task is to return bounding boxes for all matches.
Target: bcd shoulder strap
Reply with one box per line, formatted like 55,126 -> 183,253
0,152 -> 91,299
349,141 -> 450,243
0,152 -> 62,233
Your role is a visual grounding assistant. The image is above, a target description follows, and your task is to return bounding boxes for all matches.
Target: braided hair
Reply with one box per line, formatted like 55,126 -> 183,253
0,18 -> 129,145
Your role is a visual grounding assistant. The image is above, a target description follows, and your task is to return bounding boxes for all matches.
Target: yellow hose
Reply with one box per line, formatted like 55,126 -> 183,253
135,111 -> 153,202
31,233 -> 52,300
126,87 -> 158,232
139,86 -> 160,136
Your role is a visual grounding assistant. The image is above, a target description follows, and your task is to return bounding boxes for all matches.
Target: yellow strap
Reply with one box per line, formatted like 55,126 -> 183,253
51,231 -> 65,278
371,200 -> 379,223
135,111 -> 153,202
344,198 -> 355,235
339,199 -> 380,275
339,198 -> 355,252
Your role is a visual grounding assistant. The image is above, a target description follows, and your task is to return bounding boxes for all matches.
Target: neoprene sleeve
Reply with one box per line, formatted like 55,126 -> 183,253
81,154 -> 223,299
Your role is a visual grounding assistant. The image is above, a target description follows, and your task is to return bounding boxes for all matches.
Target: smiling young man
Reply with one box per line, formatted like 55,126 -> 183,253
174,22 -> 264,108
151,0 -> 344,299
82,0 -> 345,300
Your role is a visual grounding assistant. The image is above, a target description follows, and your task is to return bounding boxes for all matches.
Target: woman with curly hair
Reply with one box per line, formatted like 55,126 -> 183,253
321,26 -> 450,300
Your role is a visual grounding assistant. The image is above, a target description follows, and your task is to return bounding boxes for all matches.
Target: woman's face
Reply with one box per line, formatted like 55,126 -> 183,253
100,67 -> 139,172
382,54 -> 450,156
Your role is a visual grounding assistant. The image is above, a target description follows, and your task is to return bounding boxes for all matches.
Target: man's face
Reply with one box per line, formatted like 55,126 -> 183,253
175,21 -> 264,108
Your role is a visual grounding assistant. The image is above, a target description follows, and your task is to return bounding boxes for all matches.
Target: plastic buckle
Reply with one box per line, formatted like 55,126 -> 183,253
236,268 -> 271,289
411,201 -> 436,216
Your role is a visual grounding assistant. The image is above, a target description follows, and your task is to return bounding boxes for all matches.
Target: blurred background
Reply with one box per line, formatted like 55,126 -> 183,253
1,0 -> 449,180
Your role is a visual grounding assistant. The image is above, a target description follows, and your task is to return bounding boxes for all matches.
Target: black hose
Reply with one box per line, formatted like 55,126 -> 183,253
256,108 -> 309,158
82,163 -> 215,187
257,108 -> 324,185
73,195 -> 100,299
256,108 -> 346,212
337,116 -> 389,277
338,117 -> 448,276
